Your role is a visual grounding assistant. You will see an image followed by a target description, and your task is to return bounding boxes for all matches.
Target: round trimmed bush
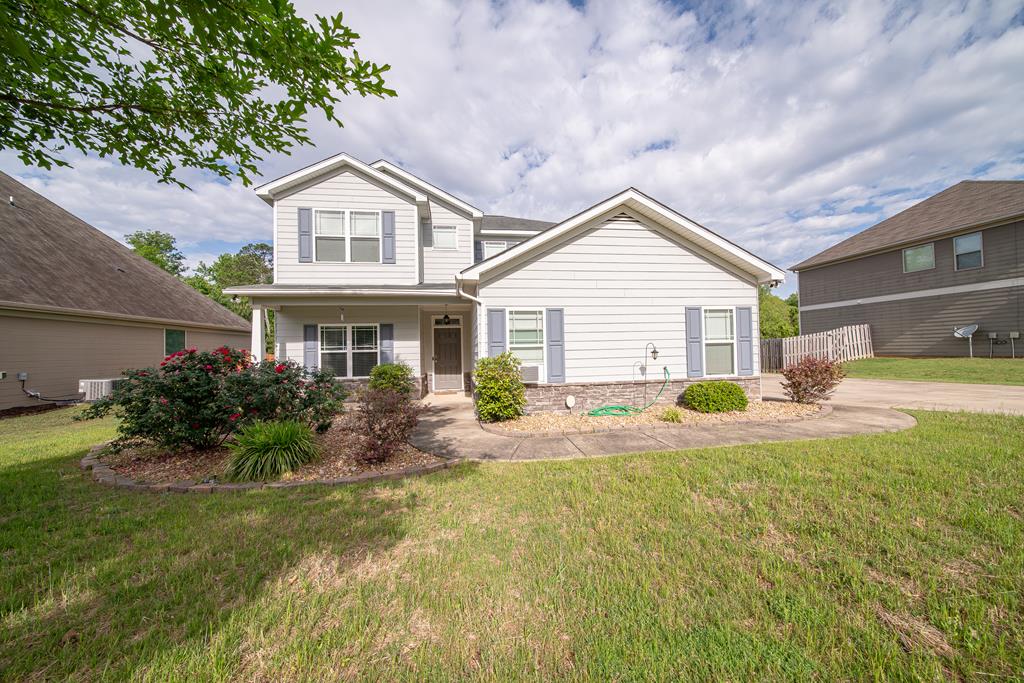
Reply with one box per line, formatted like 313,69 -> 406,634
224,420 -> 319,481
473,352 -> 526,422
368,362 -> 416,396
682,381 -> 749,413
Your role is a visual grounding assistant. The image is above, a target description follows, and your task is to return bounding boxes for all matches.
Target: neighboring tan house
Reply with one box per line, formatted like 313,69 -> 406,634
224,153 -> 785,412
0,171 -> 251,411
792,181 -> 1024,357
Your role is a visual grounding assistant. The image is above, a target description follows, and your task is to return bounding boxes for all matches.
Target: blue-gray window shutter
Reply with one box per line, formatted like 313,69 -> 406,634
685,307 -> 703,377
474,240 -> 483,263
298,208 -> 313,263
381,211 -> 396,264
303,324 -> 318,370
545,308 -> 565,383
487,308 -> 506,357
421,221 -> 433,248
737,307 -> 753,376
380,323 -> 395,364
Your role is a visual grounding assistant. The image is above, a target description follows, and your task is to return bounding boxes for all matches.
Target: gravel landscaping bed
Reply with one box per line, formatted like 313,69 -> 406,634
99,415 -> 444,485
489,400 -> 822,434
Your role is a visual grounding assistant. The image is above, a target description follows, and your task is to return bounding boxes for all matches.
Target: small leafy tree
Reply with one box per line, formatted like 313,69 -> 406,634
126,230 -> 185,277
780,357 -> 845,404
759,285 -> 796,339
474,352 -> 526,422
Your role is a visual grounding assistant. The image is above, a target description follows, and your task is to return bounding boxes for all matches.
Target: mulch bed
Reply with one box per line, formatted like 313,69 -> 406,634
100,414 -> 443,485
0,403 -> 65,420
489,400 -> 822,434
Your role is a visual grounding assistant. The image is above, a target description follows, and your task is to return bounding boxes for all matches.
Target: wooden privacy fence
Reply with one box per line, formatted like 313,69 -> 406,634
760,324 -> 874,371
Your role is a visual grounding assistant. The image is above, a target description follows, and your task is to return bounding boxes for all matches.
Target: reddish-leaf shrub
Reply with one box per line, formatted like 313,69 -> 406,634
780,357 -> 846,404
80,347 -> 347,451
351,388 -> 425,465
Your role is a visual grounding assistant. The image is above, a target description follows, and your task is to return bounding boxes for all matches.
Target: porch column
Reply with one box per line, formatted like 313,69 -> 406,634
250,306 -> 264,362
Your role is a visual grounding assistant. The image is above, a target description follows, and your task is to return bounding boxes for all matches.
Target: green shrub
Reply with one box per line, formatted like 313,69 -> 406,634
682,381 -> 749,413
224,420 -> 319,481
368,362 -> 416,396
79,347 -> 346,451
473,352 -> 526,422
660,406 -> 683,423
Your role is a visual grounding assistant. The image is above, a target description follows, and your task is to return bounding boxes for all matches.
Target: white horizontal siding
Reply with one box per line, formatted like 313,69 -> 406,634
423,199 -> 473,283
275,305 -> 421,376
478,214 -> 760,383
275,169 -> 417,286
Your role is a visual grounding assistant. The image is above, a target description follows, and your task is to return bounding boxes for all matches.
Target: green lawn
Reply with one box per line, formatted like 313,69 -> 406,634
1,407 -> 1022,680
843,357 -> 1024,385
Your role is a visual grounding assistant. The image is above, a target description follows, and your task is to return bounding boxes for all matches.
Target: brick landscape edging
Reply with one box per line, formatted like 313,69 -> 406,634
79,443 -> 459,494
478,403 -> 833,437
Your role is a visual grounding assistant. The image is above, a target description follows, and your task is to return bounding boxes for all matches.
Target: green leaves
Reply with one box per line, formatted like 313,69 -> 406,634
224,420 -> 320,482
0,0 -> 395,187
474,352 -> 527,422
126,229 -> 186,276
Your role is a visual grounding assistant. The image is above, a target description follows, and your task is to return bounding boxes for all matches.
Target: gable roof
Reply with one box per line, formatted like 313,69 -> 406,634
791,180 -> 1024,271
253,153 -> 427,205
481,214 -> 556,233
0,172 -> 250,332
370,160 -> 483,218
460,188 -> 785,284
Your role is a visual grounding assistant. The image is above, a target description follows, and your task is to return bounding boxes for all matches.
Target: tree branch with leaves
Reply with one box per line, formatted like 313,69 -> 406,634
0,0 -> 395,187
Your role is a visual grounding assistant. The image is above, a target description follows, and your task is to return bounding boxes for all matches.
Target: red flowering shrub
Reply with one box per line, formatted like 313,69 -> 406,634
80,347 -> 347,451
351,388 -> 425,464
779,356 -> 846,404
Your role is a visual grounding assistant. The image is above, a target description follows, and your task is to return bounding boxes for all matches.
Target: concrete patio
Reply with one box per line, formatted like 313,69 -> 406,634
409,393 -> 917,461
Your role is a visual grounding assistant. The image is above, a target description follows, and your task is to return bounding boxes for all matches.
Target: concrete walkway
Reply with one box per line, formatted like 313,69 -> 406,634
763,375 -> 1024,415
410,394 -> 916,461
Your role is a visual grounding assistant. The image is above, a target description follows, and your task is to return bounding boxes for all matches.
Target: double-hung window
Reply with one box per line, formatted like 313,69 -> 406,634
703,308 -> 735,376
953,232 -> 983,270
508,310 -> 545,379
320,324 -> 380,378
432,225 -> 457,250
483,240 -> 507,259
902,243 -> 934,273
314,210 -> 346,262
314,210 -> 381,263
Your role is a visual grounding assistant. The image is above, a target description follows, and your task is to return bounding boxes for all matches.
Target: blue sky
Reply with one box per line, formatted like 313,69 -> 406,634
2,0 -> 1023,296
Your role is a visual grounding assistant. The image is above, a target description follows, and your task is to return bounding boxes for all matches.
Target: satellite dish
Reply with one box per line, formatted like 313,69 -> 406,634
953,323 -> 979,358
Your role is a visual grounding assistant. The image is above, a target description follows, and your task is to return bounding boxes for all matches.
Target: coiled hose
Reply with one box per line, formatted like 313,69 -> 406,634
587,366 -> 670,416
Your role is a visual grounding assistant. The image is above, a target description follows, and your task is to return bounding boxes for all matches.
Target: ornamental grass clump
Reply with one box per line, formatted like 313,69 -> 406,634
780,357 -> 846,404
682,381 -> 749,413
79,347 -> 347,452
473,352 -> 526,422
224,420 -> 319,481
660,406 -> 684,423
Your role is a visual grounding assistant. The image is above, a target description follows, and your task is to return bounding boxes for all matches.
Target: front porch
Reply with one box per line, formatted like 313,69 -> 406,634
249,293 -> 476,398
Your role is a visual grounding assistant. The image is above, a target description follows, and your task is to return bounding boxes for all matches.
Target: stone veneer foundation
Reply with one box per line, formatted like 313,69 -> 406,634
521,377 -> 762,414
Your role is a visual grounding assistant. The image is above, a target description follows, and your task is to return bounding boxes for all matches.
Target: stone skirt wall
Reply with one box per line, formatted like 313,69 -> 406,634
522,377 -> 761,414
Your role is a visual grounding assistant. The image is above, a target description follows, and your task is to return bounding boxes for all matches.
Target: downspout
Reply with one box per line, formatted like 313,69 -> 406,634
454,275 -> 483,304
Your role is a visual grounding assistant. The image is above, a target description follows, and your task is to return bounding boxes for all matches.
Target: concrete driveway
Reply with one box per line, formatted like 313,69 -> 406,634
763,374 -> 1024,415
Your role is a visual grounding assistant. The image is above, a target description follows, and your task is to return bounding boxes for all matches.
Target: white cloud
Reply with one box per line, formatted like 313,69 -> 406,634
2,0 -> 1022,294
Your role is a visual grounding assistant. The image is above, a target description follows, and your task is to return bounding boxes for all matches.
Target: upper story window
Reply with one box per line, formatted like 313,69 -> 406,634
902,243 -> 934,273
953,232 -> 983,271
703,308 -> 735,376
432,225 -> 457,250
314,209 -> 381,263
483,240 -> 507,259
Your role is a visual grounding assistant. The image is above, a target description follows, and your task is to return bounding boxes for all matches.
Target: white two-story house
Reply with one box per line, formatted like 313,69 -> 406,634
225,153 -> 785,412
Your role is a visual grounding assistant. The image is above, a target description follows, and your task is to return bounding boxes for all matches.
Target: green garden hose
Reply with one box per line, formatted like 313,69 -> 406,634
587,366 -> 670,416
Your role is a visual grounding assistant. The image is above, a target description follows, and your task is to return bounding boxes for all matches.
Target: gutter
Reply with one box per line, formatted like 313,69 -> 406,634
454,276 -> 483,304
0,300 -> 251,333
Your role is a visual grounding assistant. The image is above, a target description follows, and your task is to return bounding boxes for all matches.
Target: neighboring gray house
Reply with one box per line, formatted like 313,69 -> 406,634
0,172 -> 251,412
792,181 -> 1024,357
225,153 -> 785,412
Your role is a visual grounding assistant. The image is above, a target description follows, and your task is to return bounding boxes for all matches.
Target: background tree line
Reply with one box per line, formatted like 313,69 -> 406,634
125,230 -> 274,354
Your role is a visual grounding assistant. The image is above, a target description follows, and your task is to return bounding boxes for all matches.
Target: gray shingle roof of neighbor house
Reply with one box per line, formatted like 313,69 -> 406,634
791,180 -> 1024,271
0,171 -> 250,332
480,214 -> 556,232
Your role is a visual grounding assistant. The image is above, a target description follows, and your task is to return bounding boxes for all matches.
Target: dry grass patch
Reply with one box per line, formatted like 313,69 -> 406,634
875,606 -> 955,658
